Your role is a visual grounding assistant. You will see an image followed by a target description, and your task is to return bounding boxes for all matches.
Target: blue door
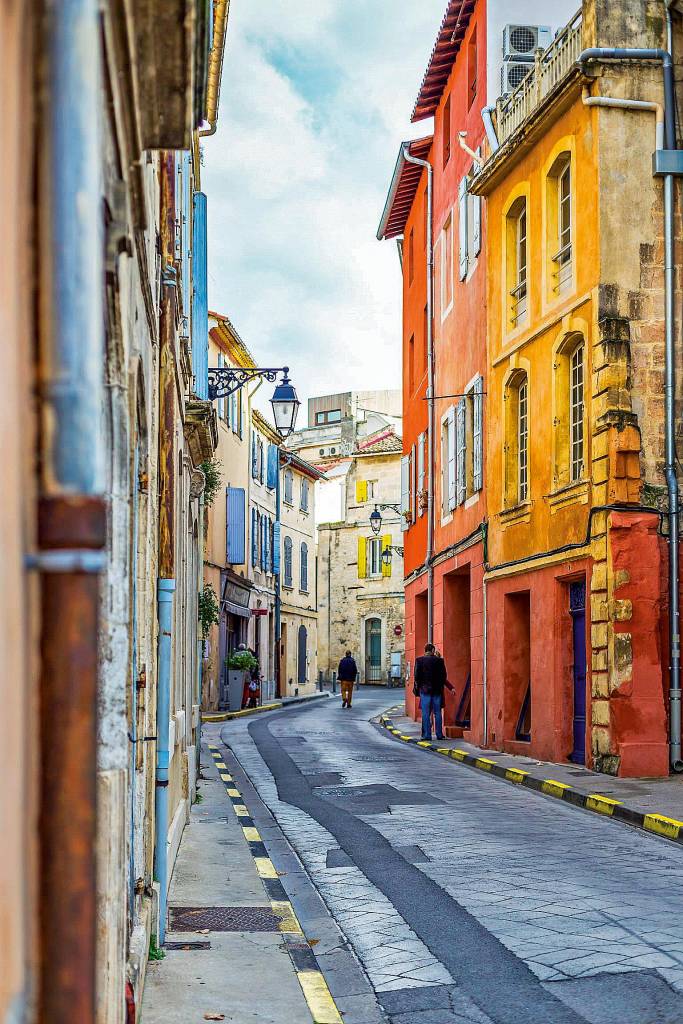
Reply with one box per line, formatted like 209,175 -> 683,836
569,581 -> 586,764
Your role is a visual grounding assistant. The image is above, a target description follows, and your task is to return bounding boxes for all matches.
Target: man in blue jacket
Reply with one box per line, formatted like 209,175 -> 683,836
413,643 -> 454,740
337,651 -> 358,709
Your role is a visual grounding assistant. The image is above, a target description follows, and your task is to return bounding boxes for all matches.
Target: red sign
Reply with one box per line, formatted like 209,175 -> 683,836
394,624 -> 403,636
251,608 -> 268,616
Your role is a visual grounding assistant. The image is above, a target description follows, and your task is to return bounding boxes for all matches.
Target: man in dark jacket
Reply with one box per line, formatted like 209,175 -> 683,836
337,651 -> 358,709
413,643 -> 453,740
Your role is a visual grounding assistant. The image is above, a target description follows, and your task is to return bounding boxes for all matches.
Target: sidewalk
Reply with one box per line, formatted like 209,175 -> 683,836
378,706 -> 683,842
203,689 -> 330,723
141,743 -> 330,1023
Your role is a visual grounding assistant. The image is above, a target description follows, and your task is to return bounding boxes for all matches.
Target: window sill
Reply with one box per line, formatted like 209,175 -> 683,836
546,478 -> 589,514
283,499 -> 293,508
498,501 -> 532,528
299,589 -> 309,595
283,583 -> 294,591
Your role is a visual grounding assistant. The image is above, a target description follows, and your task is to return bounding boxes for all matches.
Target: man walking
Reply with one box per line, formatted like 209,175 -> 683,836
413,643 -> 454,740
337,650 -> 358,709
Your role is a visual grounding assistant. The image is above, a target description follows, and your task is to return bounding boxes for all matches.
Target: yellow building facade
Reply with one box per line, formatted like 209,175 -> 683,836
472,0 -> 674,776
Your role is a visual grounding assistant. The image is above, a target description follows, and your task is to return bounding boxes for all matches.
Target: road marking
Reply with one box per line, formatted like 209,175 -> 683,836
242,826 -> 261,842
644,813 -> 683,839
254,856 -> 279,879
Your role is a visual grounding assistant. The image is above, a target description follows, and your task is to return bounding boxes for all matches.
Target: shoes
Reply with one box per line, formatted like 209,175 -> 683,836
342,700 -> 347,708
421,736 -> 431,741
436,735 -> 445,740
347,704 -> 352,709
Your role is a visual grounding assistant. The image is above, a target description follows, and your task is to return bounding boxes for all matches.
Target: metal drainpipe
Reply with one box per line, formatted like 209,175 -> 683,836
275,452 -> 292,696
33,0 -> 105,1020
155,578 -> 175,944
481,106 -> 500,153
402,146 -> 434,645
579,44 -> 681,769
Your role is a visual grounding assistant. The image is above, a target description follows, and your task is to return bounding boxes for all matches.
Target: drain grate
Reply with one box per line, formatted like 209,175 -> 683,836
164,940 -> 211,950
169,906 -> 281,932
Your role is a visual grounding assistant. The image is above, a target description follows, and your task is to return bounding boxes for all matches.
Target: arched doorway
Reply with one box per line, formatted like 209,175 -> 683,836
365,617 -> 382,683
297,625 -> 307,686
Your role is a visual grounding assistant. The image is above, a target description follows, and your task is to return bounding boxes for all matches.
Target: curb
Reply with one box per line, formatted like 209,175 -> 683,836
208,744 -> 343,1024
203,691 -> 330,724
377,711 -> 683,846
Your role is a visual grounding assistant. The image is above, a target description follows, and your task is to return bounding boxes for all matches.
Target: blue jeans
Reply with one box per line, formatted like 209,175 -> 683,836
420,693 -> 443,740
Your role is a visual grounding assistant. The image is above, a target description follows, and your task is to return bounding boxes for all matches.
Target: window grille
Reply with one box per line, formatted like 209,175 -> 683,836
518,378 -> 529,502
570,345 -> 584,481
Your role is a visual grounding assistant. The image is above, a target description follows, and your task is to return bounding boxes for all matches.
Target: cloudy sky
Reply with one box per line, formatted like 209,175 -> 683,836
202,0 -> 445,422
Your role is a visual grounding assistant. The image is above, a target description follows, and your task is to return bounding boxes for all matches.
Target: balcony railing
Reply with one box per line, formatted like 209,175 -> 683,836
496,11 -> 583,147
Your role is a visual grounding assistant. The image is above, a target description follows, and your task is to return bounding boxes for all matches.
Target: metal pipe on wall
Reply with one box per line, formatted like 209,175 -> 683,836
579,44 -> 681,771
402,146 -> 434,646
35,0 -> 105,1019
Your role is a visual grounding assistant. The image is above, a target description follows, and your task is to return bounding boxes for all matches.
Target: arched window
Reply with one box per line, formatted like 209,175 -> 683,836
300,542 -> 308,592
505,196 -> 528,329
284,468 -> 293,505
297,625 -> 307,685
283,535 -> 293,587
552,335 -> 586,489
547,152 -> 572,296
504,370 -> 529,507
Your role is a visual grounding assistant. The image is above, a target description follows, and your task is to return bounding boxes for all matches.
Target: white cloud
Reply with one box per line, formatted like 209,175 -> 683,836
203,0 -> 444,422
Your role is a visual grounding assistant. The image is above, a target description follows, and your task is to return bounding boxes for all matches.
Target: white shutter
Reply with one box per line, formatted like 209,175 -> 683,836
417,433 -> 425,516
472,149 -> 482,256
458,177 -> 468,280
400,455 -> 410,532
456,398 -> 467,505
473,375 -> 483,492
441,422 -> 449,515
447,406 -> 456,511
411,444 -> 417,524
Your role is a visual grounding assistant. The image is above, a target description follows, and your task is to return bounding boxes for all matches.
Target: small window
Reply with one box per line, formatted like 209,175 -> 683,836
570,344 -> 584,481
467,27 -> 478,109
314,409 -> 342,425
443,95 -> 451,168
368,537 -> 382,578
284,468 -> 293,505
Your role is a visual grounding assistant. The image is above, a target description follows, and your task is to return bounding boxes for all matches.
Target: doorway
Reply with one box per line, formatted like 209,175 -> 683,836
297,625 -> 307,687
443,570 -> 471,728
569,580 -> 586,764
365,617 -> 382,682
279,622 -> 288,698
504,591 -> 531,742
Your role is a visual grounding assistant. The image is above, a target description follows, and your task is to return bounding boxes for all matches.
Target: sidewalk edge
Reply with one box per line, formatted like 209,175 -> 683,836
376,710 -> 683,845
203,691 -> 330,724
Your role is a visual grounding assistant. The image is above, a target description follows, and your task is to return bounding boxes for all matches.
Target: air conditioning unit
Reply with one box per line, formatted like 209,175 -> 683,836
503,24 -> 552,61
501,60 -> 534,94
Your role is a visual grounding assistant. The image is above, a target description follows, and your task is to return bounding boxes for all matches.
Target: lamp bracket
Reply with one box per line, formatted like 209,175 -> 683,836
208,366 -> 288,401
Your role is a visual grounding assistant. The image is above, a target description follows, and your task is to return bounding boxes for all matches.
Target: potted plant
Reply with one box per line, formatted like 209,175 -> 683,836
225,650 -> 258,711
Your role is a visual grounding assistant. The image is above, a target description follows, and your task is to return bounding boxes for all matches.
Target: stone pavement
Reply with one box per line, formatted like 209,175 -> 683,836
220,689 -> 683,1024
141,744 -> 318,1024
383,705 -> 683,820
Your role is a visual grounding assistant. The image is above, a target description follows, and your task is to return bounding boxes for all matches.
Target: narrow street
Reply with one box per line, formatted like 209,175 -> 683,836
214,691 -> 683,1024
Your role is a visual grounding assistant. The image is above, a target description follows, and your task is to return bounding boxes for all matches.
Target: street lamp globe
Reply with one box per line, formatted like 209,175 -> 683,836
382,546 -> 392,567
270,369 -> 300,439
370,505 -> 382,535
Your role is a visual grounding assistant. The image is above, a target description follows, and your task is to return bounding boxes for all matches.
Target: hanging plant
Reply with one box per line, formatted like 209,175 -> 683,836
200,457 -> 222,508
198,583 -> 220,641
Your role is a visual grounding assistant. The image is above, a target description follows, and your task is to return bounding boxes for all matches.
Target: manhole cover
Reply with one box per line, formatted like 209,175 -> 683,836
164,940 -> 211,950
169,906 -> 281,932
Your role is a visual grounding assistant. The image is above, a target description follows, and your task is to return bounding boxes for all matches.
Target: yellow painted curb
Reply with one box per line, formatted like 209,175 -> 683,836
450,749 -> 467,761
475,757 -> 496,771
586,794 -> 621,816
542,779 -> 572,798
297,971 -> 344,1024
253,856 -> 278,879
233,804 -> 250,817
271,900 -> 303,934
436,747 -> 451,755
505,767 -> 528,783
644,813 -> 683,840
417,740 -> 433,748
242,826 -> 261,842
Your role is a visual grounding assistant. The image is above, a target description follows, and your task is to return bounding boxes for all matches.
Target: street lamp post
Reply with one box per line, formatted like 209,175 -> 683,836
369,503 -> 402,535
207,365 -> 300,438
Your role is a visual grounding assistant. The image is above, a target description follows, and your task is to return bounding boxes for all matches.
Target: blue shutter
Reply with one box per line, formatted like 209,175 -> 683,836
260,514 -> 267,570
264,516 -> 270,570
273,521 -> 281,574
226,487 -> 245,564
300,543 -> 308,591
251,434 -> 258,478
191,192 -> 208,400
267,445 -> 278,489
251,506 -> 258,566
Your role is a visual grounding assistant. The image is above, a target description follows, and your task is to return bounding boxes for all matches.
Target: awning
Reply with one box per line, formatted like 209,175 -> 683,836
224,601 -> 250,618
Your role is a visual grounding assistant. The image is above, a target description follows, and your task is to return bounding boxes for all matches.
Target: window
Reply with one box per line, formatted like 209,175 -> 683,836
518,378 -> 529,502
467,27 -> 478,109
283,536 -> 293,587
506,198 -> 528,329
417,432 -> 426,515
314,409 -> 342,425
440,214 -> 453,316
300,542 -> 308,591
443,94 -> 451,167
570,344 -> 584,481
284,468 -> 293,505
441,408 -> 456,515
408,228 -> 414,285
400,452 -> 413,531
300,477 -> 309,512
259,440 -> 264,484
408,333 -> 415,392
459,170 -> 482,281
368,537 -> 382,578
504,371 -> 529,507
552,158 -> 572,293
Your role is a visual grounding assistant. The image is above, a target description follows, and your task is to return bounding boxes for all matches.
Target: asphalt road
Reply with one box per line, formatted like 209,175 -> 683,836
222,688 -> 683,1024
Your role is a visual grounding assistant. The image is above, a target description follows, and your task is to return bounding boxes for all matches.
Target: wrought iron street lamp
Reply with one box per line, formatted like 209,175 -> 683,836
207,364 -> 300,439
369,503 -> 402,535
382,545 -> 404,567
